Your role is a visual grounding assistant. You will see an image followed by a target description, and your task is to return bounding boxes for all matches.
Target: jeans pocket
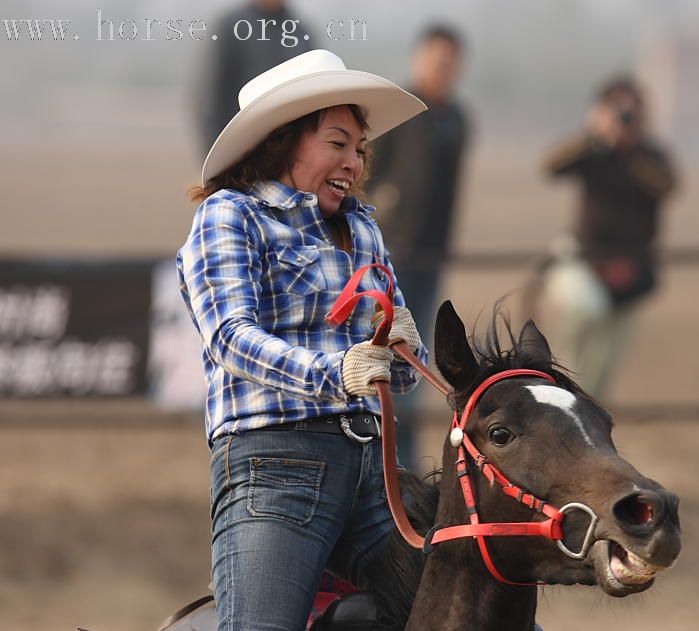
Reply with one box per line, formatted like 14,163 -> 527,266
247,457 -> 325,526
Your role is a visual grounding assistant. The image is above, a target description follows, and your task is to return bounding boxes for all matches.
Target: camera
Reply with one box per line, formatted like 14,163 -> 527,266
616,107 -> 637,127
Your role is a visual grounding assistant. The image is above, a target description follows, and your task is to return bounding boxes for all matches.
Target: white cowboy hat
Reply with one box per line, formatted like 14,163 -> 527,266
201,49 -> 427,184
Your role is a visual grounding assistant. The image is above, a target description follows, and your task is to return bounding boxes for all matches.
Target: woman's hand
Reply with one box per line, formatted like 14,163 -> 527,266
342,342 -> 393,397
372,306 -> 423,353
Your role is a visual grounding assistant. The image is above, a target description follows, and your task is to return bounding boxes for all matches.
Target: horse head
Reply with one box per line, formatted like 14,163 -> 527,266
434,300 -> 681,596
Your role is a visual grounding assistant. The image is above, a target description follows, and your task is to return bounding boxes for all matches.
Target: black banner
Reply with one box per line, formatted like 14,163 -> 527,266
0,260 -> 151,397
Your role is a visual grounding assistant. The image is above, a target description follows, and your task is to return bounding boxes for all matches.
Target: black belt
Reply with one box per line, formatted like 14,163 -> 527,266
255,413 -> 382,443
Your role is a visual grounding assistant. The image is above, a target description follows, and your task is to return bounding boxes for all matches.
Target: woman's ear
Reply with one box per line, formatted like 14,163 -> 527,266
434,301 -> 479,390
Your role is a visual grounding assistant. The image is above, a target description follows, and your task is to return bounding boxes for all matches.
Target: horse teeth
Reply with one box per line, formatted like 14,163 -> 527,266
610,557 -> 654,584
609,545 -> 660,585
625,549 -> 657,574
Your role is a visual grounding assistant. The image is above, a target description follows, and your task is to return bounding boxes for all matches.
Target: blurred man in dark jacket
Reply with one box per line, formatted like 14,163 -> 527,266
368,25 -> 471,464
542,77 -> 677,398
196,0 -> 312,155
369,25 -> 470,339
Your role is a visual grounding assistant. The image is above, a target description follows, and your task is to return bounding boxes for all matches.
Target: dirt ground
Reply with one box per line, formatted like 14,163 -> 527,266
1,116 -> 697,631
0,409 -> 696,631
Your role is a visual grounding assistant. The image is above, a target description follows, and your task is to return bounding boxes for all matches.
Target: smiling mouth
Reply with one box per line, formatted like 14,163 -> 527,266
326,179 -> 350,195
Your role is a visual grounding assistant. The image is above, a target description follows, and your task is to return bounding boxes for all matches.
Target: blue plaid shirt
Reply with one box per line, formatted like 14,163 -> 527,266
177,180 -> 427,444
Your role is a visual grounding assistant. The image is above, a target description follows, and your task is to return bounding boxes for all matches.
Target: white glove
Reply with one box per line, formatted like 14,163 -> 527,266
342,341 -> 393,397
372,306 -> 422,354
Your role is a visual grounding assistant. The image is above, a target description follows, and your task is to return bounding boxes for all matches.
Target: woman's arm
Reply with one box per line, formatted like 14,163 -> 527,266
178,196 -> 348,403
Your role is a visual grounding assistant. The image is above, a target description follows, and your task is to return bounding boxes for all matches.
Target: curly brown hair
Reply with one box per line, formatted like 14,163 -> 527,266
188,104 -> 373,204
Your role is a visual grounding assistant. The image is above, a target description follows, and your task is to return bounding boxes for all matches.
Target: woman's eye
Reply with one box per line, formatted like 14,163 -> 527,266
330,141 -> 345,148
489,427 -> 512,446
356,149 -> 366,157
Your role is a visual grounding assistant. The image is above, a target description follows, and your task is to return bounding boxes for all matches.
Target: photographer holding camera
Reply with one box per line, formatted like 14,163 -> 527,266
539,77 -> 677,399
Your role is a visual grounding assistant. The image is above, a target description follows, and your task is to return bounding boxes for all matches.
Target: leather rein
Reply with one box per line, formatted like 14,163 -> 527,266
327,264 -> 598,586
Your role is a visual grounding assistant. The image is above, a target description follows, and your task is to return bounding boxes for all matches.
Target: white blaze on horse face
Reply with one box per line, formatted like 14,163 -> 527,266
525,385 -> 595,447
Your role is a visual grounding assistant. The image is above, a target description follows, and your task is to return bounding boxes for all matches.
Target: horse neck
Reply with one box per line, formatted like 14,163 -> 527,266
406,442 -> 538,631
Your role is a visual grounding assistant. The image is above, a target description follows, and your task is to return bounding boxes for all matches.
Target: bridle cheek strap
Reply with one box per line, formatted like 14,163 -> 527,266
428,370 -> 570,587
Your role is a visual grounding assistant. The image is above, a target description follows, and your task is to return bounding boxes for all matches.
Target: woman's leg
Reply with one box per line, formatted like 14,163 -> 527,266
210,430 -> 365,631
327,439 -> 396,587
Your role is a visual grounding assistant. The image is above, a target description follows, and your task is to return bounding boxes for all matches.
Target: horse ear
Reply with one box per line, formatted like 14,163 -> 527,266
517,319 -> 552,366
435,301 -> 479,390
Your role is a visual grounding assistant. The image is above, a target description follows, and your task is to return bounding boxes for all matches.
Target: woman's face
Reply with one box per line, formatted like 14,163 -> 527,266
281,105 -> 367,217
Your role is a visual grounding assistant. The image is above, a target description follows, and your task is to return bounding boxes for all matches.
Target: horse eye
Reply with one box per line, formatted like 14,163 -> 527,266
489,427 -> 512,446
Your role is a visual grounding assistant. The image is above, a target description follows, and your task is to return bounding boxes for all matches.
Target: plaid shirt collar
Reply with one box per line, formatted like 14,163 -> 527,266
249,180 -> 375,216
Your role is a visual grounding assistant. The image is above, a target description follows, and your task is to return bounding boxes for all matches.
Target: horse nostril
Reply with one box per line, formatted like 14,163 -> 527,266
613,492 -> 661,530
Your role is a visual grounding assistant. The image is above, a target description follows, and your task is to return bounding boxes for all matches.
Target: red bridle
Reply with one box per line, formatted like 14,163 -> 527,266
429,369 -> 567,586
328,265 -> 599,587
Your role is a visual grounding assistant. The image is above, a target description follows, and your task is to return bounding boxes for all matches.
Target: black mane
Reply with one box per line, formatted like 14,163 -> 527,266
449,307 -> 584,412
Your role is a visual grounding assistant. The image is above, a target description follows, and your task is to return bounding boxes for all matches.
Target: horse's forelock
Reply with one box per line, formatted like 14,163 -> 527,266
450,306 -> 584,412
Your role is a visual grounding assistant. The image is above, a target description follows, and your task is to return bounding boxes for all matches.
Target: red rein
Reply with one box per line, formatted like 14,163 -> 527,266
327,265 -> 576,586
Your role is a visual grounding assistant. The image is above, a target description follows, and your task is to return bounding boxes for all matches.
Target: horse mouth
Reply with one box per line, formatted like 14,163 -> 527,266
591,540 -> 667,596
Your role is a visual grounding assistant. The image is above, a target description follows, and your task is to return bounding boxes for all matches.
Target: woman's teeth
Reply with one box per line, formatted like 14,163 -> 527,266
327,179 -> 349,193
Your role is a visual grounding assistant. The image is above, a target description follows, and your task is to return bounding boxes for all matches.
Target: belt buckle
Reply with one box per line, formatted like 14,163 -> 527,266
339,415 -> 373,444
373,415 -> 382,439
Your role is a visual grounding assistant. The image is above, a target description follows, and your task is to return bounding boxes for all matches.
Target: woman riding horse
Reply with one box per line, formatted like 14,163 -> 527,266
177,50 -> 429,630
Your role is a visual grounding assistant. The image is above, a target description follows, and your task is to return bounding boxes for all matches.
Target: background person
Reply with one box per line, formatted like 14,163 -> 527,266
178,50 -> 427,630
367,25 -> 471,464
195,0 -> 312,156
541,77 -> 677,399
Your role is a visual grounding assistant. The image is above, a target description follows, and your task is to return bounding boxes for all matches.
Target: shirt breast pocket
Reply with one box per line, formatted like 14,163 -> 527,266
273,245 -> 327,295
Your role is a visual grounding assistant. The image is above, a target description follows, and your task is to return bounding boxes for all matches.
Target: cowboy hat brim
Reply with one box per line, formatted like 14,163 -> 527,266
201,69 -> 427,185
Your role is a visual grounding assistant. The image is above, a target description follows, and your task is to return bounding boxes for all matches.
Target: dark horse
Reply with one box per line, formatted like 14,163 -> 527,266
160,301 -> 681,631
361,301 -> 681,631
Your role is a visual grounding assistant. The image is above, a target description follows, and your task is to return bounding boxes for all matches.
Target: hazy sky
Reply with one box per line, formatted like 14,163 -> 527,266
2,0 -> 697,149
1,1 -> 697,259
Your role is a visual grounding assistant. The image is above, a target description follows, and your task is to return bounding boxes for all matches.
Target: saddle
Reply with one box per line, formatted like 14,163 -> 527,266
158,581 -> 378,631
309,592 -> 378,631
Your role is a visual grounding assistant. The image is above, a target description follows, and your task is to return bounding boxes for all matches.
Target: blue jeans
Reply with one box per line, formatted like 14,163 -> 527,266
210,427 -> 394,631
